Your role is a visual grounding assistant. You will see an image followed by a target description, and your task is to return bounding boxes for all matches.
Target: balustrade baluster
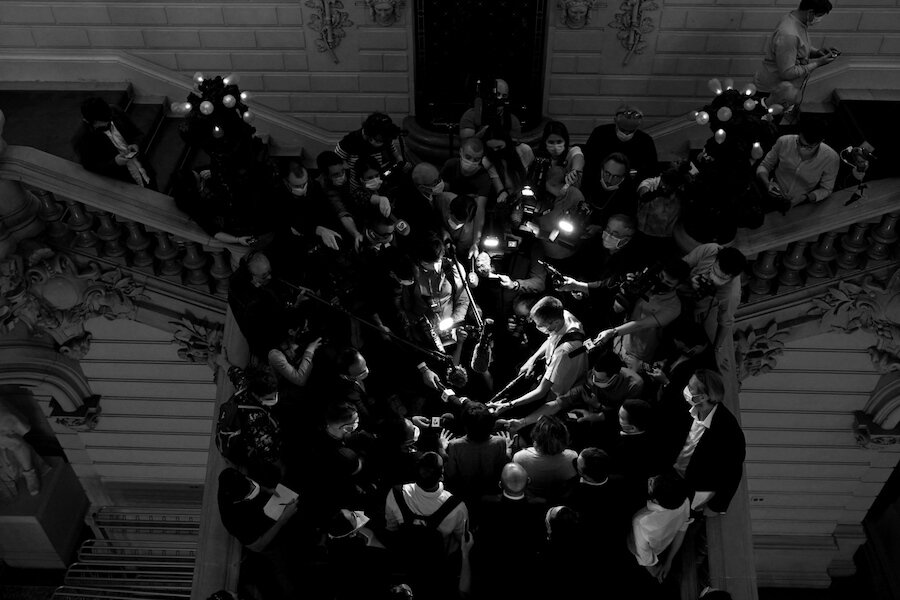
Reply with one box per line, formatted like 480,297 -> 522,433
807,231 -> 839,279
748,250 -> 779,298
66,201 -> 97,253
836,223 -> 871,272
31,188 -> 68,241
153,231 -> 183,278
123,221 -> 154,269
208,248 -> 232,296
778,241 -> 809,288
867,211 -> 900,262
94,212 -> 126,262
182,242 -> 210,288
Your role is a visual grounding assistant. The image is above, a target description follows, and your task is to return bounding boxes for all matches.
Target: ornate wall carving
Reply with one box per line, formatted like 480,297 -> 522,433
306,0 -> 354,63
358,0 -> 406,26
557,0 -> 599,29
609,0 -> 658,65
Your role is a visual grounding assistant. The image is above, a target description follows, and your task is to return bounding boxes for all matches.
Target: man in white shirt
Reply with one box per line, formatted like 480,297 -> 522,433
628,473 -> 692,582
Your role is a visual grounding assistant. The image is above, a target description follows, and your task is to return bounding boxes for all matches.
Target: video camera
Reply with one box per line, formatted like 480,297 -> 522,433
612,263 -> 664,314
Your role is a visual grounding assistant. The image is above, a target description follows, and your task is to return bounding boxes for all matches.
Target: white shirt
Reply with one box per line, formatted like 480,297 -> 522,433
629,499 -> 691,567
543,310 -> 588,395
673,403 -> 718,477
104,122 -> 130,153
384,482 -> 469,555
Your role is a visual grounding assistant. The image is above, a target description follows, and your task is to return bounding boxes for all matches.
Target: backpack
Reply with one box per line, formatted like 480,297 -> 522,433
391,485 -> 463,572
215,390 -> 282,467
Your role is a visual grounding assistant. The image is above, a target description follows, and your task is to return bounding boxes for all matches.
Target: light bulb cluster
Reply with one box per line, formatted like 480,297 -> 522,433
175,72 -> 256,128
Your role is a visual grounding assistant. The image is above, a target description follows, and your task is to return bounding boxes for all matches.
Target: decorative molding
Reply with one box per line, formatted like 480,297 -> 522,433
306,0 -> 353,64
0,340 -> 94,412
49,395 -> 101,432
358,0 -> 405,26
1,241 -> 148,358
170,317 -> 226,376
734,320 -> 788,381
806,270 -> 900,373
609,0 -> 658,65
853,410 -> 900,449
557,0 -> 600,29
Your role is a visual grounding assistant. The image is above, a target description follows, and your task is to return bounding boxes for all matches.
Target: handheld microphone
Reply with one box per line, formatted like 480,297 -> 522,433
471,318 -> 495,374
567,335 -> 607,358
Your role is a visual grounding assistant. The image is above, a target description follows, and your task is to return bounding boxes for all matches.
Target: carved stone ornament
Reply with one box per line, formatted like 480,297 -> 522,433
609,0 -> 659,65
170,317 -> 226,376
359,0 -> 405,26
306,0 -> 354,64
734,320 -> 788,381
558,0 -> 598,29
854,411 -> 900,449
0,241 -> 147,359
49,395 -> 101,432
806,269 -> 900,373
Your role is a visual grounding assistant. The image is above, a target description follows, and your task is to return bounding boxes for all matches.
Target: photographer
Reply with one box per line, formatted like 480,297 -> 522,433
459,77 -> 522,141
335,112 -> 407,194
591,257 -> 689,371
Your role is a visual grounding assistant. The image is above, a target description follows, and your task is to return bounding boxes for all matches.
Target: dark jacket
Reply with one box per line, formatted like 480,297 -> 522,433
72,106 -> 144,181
680,403 -> 746,513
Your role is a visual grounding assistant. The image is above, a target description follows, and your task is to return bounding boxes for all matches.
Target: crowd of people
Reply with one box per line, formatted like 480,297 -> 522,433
66,2 -> 858,598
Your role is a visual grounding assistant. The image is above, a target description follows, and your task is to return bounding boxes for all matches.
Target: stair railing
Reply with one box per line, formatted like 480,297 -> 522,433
0,145 -> 240,297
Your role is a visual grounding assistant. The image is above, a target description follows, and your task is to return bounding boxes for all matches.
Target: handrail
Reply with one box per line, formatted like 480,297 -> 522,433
732,177 -> 900,259
0,145 -> 224,249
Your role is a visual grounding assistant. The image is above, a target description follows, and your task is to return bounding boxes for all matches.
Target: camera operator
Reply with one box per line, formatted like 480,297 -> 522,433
678,245 -> 747,369
459,77 -> 522,142
590,257 -> 690,371
335,112 -> 407,195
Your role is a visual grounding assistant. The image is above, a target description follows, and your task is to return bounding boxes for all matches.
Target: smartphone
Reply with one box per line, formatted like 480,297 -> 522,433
567,412 -> 580,420
430,416 -> 442,428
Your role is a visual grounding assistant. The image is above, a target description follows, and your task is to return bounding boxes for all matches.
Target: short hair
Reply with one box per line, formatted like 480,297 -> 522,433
661,257 -> 690,283
415,451 -> 444,489
335,347 -> 363,374
589,349 -> 623,376
798,0 -> 832,14
532,415 -> 569,456
530,296 -> 564,323
578,448 -> 610,481
448,194 -> 477,223
602,152 -> 631,172
413,232 -> 445,263
325,401 -> 358,426
460,401 -> 496,443
606,213 -> 636,234
541,120 -> 571,148
545,505 -> 580,541
355,155 -> 382,178
460,137 -> 484,155
411,162 -> 439,186
245,365 -> 278,397
285,160 -> 306,179
648,473 -> 689,510
81,97 -> 111,123
316,150 -> 343,172
716,247 -> 747,277
798,114 -> 829,145
621,399 -> 654,432
693,368 -> 725,404
362,112 -> 400,140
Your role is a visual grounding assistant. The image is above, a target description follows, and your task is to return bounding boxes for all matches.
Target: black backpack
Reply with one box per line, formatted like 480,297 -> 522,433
391,485 -> 463,571
215,390 -> 281,467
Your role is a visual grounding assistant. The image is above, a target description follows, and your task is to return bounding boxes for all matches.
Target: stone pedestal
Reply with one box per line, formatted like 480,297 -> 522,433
0,456 -> 88,568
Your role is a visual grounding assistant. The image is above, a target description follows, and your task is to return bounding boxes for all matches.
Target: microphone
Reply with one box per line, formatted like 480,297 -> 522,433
567,335 -> 605,358
471,318 -> 495,374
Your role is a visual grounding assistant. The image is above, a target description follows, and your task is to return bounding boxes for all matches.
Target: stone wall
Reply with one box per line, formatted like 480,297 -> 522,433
0,0 -> 897,142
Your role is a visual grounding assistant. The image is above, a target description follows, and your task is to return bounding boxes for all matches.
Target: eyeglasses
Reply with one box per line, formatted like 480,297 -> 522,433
616,110 -> 643,120
601,169 -> 626,182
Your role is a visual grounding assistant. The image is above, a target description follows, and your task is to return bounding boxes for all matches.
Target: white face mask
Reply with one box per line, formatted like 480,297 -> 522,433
600,179 -> 621,191
364,177 -> 382,191
244,479 -> 261,501
290,183 -> 308,197
683,386 -> 702,406
448,217 -> 464,231
432,180 -> 445,195
809,14 -> 823,26
602,231 -> 628,250
332,174 -> 347,186
616,128 -> 636,142
546,142 -> 566,157
460,157 -> 481,174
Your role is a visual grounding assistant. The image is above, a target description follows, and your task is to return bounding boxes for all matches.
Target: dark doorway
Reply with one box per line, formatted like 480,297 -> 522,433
412,0 -> 548,132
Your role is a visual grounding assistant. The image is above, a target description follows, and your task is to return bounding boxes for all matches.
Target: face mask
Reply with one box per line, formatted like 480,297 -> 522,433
602,231 -> 628,250
243,479 -> 261,501
364,177 -> 382,191
809,15 -> 823,26
448,217 -> 464,231
460,157 -> 481,174
600,175 -> 622,191
592,374 -> 618,389
290,183 -> 308,197
332,174 -> 347,186
616,128 -> 636,142
683,386 -> 702,406
546,142 -> 566,157
432,180 -> 445,195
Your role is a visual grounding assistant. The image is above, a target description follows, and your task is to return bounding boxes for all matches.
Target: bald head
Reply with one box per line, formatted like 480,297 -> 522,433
461,137 -> 484,155
411,163 -> 439,186
501,463 -> 528,497
247,253 -> 272,287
